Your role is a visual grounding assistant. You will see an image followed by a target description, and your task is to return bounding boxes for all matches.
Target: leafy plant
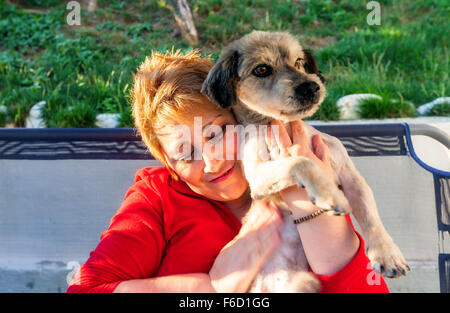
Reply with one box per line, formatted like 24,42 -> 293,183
51,102 -> 97,128
358,95 -> 417,119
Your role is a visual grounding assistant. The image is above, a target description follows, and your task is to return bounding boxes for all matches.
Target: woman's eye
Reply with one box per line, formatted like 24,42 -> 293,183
208,125 -> 226,141
182,152 -> 192,161
253,64 -> 273,77
218,125 -> 227,137
177,149 -> 194,163
180,154 -> 193,163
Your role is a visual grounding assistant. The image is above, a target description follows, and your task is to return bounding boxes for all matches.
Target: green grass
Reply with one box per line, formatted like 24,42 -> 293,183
317,1 -> 449,115
0,0 -> 448,128
358,96 -> 417,119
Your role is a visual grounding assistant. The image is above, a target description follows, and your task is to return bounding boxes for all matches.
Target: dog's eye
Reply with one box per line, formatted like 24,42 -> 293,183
253,64 -> 273,77
295,58 -> 304,69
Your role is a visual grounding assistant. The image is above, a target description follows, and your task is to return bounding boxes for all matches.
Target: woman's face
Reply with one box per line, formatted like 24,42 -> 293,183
157,108 -> 249,202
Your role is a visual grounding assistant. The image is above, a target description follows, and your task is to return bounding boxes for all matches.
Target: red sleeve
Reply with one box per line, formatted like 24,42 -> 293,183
67,183 -> 165,293
311,216 -> 390,293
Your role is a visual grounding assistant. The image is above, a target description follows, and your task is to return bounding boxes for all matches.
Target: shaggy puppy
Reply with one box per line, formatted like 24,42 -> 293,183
201,30 -> 409,292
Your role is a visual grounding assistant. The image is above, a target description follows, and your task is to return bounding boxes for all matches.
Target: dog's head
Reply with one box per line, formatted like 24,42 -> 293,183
201,31 -> 326,121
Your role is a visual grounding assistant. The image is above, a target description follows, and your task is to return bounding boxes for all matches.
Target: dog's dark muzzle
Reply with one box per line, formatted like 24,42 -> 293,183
294,81 -> 320,104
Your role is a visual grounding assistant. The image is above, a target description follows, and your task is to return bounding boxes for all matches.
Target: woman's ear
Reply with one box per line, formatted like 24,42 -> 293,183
302,49 -> 325,83
201,49 -> 241,108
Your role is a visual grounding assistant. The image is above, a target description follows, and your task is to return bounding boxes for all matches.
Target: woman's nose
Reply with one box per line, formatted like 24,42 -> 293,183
202,144 -> 225,173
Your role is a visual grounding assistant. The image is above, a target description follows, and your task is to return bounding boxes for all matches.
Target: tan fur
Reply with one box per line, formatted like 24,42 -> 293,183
202,30 -> 409,292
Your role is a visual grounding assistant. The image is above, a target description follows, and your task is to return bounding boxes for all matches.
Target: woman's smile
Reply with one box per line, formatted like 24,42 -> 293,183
209,163 -> 235,183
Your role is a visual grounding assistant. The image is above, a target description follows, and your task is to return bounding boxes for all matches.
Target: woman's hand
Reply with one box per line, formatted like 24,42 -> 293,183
114,201 -> 282,293
265,119 -> 359,276
209,200 -> 283,292
265,120 -> 337,215
266,119 -> 335,181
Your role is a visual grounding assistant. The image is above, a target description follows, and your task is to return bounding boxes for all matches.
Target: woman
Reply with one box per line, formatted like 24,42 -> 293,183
67,50 -> 388,293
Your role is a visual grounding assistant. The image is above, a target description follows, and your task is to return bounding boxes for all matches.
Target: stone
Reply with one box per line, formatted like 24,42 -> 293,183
417,97 -> 450,116
25,101 -> 46,128
336,94 -> 382,120
95,113 -> 121,128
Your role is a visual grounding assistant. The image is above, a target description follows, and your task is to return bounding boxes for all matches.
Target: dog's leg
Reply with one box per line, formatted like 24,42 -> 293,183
242,133 -> 351,215
339,161 -> 409,278
244,155 -> 351,215
289,157 -> 351,215
245,156 -> 296,198
327,136 -> 410,278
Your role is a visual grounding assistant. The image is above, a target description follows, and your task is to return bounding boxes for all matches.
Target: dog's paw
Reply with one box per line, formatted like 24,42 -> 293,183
289,157 -> 351,216
284,271 -> 320,293
250,182 -> 275,200
250,176 -> 295,200
366,236 -> 410,279
308,185 -> 351,216
303,178 -> 351,216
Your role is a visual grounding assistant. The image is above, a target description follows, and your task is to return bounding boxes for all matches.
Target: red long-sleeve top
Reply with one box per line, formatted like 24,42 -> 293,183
67,167 -> 389,293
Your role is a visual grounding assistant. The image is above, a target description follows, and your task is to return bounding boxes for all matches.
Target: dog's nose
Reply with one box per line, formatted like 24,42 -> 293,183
295,82 -> 320,101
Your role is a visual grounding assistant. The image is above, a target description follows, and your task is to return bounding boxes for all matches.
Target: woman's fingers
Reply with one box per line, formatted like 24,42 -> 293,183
312,134 -> 329,163
267,202 -> 284,229
291,120 -> 308,146
265,124 -> 280,160
271,120 -> 291,156
265,120 -> 331,167
253,201 -> 283,228
312,134 -> 337,183
255,202 -> 283,255
260,201 -> 282,226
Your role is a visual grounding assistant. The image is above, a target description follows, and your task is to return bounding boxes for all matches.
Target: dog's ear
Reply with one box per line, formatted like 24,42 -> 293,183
201,49 -> 240,108
303,49 -> 325,83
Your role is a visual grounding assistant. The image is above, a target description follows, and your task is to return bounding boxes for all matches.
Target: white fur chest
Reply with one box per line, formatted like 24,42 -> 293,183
248,211 -> 310,292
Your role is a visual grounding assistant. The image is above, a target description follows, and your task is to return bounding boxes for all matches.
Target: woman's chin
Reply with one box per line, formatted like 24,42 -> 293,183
220,181 -> 250,202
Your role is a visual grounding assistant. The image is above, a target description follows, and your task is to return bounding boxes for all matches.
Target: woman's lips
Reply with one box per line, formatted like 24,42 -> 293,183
210,165 -> 234,183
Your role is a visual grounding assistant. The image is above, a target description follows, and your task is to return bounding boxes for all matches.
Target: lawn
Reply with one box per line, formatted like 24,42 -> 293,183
0,0 -> 448,128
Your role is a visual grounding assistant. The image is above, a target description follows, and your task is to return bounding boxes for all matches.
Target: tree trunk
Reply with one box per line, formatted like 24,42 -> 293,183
166,0 -> 199,45
88,0 -> 97,12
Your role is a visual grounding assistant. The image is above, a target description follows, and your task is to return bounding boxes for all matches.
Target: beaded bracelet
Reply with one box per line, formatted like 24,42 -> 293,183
293,208 -> 326,224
